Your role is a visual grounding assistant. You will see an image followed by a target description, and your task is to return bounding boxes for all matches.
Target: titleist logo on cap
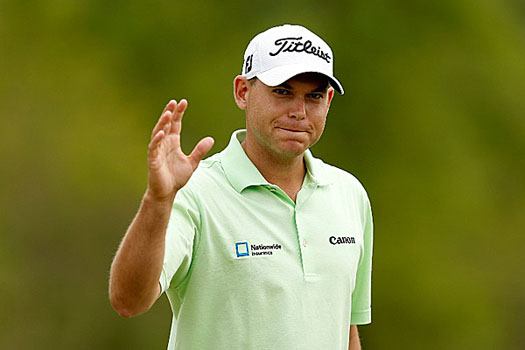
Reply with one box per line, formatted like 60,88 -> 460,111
269,36 -> 331,63
240,24 -> 345,94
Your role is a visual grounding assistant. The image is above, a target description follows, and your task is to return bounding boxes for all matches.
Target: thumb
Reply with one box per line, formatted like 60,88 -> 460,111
189,136 -> 214,169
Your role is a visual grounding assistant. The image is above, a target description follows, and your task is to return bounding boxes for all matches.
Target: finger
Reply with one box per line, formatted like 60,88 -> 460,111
151,110 -> 173,139
163,120 -> 171,136
188,136 -> 214,169
169,99 -> 188,135
148,130 -> 165,159
151,100 -> 177,139
162,99 -> 176,114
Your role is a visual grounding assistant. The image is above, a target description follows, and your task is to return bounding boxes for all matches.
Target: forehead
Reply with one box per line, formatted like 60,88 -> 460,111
280,72 -> 330,90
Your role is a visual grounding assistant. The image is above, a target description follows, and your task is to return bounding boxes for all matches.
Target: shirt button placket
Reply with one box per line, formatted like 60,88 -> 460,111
295,206 -> 313,277
293,206 -> 305,275
294,183 -> 316,278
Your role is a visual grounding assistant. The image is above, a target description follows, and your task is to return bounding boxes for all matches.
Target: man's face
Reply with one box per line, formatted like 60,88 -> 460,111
242,73 -> 334,161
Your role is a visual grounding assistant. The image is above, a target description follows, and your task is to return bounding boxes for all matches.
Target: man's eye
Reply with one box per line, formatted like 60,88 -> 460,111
308,93 -> 324,99
273,89 -> 290,95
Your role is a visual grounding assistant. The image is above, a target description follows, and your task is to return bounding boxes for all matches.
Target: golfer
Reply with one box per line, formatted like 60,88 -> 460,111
109,24 -> 373,350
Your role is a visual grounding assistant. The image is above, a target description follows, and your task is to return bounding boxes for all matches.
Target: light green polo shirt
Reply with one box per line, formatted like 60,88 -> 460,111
160,129 -> 373,350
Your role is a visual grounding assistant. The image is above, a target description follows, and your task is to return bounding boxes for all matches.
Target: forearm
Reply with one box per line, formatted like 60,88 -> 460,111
349,325 -> 361,350
109,191 -> 175,317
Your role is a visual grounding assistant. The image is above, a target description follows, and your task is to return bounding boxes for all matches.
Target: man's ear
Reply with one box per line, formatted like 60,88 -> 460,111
327,87 -> 335,107
233,75 -> 250,110
323,87 -> 335,117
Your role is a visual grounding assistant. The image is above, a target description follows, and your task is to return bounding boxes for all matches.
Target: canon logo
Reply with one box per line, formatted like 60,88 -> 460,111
329,236 -> 356,245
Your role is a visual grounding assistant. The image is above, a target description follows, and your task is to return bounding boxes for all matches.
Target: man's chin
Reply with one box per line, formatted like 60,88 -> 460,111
274,140 -> 309,158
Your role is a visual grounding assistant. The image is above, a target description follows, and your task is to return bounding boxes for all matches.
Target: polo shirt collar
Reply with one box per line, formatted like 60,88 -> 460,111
221,129 -> 331,193
303,145 -> 332,187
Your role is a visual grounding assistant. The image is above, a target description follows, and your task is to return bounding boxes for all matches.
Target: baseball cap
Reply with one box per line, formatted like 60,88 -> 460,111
241,24 -> 344,95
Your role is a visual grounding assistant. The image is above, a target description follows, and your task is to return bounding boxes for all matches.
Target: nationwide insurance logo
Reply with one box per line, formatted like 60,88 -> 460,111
235,242 -> 250,257
235,241 -> 282,258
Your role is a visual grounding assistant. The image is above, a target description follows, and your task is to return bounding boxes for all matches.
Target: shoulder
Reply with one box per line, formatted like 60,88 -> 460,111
317,159 -> 371,204
179,153 -> 227,193
196,153 -> 222,172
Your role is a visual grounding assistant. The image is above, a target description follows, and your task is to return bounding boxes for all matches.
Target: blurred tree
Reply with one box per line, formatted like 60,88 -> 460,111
1,0 -> 523,349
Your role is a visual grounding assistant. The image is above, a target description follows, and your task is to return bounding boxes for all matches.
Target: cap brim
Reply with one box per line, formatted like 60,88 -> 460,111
255,64 -> 344,95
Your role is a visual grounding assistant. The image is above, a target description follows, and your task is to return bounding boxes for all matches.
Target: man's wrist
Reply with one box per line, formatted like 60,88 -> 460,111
143,189 -> 177,208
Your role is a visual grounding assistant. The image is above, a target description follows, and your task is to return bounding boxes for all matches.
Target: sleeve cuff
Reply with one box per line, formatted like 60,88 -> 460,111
159,268 -> 169,295
351,309 -> 371,325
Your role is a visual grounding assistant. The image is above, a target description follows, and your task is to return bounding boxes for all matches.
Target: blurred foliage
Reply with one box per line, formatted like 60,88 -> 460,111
1,0 -> 524,349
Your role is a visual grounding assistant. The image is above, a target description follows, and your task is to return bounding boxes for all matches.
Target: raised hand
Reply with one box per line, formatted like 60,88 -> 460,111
146,99 -> 214,202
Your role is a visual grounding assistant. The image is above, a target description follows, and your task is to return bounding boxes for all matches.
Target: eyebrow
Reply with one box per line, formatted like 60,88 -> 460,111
312,85 -> 329,93
275,83 -> 329,93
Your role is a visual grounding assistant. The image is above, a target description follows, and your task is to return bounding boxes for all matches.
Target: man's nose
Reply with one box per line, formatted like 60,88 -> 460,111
289,97 -> 307,120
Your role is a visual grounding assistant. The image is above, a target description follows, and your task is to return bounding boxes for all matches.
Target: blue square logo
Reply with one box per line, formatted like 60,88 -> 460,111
235,242 -> 250,257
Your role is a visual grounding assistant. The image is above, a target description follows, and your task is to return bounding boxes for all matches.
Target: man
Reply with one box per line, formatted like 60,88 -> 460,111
109,24 -> 373,350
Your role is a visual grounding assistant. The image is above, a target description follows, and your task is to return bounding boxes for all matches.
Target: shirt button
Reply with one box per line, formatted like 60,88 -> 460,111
302,240 -> 307,247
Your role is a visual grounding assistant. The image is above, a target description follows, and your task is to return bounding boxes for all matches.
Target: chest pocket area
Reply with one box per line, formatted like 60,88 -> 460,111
300,218 -> 363,279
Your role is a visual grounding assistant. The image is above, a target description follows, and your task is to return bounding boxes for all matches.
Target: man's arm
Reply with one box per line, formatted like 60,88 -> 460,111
349,325 -> 361,350
109,191 -> 173,318
349,193 -> 373,348
108,100 -> 213,318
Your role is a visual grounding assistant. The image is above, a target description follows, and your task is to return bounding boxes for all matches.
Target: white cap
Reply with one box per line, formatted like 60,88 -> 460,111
241,24 -> 344,94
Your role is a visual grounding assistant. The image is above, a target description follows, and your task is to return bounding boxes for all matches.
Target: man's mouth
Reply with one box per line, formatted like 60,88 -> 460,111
276,127 -> 308,133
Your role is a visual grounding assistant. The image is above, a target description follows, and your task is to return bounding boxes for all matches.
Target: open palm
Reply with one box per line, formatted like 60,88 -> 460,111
147,100 -> 214,201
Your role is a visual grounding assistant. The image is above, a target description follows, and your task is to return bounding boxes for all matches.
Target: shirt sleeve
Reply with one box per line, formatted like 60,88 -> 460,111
350,193 -> 373,325
159,185 -> 201,294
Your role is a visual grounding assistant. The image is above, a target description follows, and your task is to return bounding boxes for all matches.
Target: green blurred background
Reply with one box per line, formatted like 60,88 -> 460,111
1,0 -> 524,349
